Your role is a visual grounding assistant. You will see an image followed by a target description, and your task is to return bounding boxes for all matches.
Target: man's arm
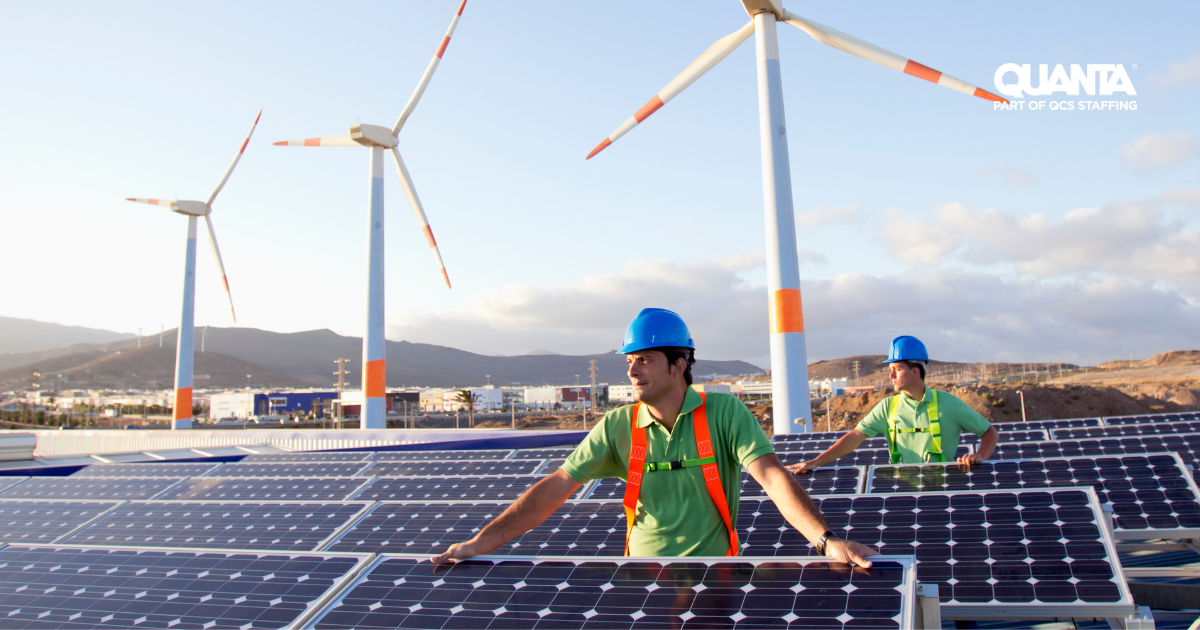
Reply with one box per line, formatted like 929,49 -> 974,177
784,430 -> 869,474
958,425 -> 998,465
748,453 -> 877,568
430,469 -> 582,564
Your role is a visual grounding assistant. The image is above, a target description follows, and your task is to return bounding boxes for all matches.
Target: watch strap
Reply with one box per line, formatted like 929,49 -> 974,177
815,530 -> 837,555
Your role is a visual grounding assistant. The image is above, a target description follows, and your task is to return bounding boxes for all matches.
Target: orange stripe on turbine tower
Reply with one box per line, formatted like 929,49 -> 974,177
173,387 -> 193,421
770,289 -> 805,334
364,359 -> 386,398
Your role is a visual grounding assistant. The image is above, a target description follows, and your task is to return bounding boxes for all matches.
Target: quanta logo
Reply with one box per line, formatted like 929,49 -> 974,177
994,64 -> 1136,99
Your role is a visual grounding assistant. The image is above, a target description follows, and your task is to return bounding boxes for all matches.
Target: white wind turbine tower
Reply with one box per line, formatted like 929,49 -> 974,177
275,1 -> 465,429
586,0 -> 1005,434
127,111 -> 260,429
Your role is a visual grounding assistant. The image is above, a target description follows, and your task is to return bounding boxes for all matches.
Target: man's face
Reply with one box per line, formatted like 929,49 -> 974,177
626,350 -> 678,402
889,362 -> 921,392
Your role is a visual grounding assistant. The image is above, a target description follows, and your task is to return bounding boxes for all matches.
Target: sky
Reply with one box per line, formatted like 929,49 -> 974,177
1,1 -> 1197,369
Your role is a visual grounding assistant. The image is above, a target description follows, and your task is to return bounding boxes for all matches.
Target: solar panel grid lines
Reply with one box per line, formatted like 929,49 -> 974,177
737,487 -> 1138,617
306,553 -> 918,630
774,437 -> 888,452
993,418 -> 1103,431
1105,411 -> 1200,426
0,543 -> 375,630
991,434 -> 1200,473
773,446 -> 973,467
157,477 -> 373,501
206,462 -> 374,478
0,499 -> 126,545
0,476 -> 186,501
537,459 -> 568,475
1051,423 -> 1200,440
348,476 -> 545,502
961,429 -> 1048,444
71,463 -> 222,478
864,453 -> 1200,539
364,460 -> 546,477
510,447 -> 577,460
241,451 -> 375,462
0,477 -> 29,494
371,450 -> 515,462
584,467 -> 866,500
772,431 -> 849,441
59,501 -> 375,552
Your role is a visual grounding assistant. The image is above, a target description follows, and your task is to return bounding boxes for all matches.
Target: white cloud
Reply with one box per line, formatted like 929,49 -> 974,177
1119,132 -> 1198,172
977,166 -> 1039,190
1153,51 -> 1200,87
795,205 -> 864,228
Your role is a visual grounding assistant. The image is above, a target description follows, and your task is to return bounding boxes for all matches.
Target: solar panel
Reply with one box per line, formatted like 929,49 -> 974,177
210,462 -> 372,478
773,431 -> 849,441
773,446 -> 973,467
72,463 -> 221,478
309,554 -> 917,630
961,429 -> 1048,444
0,545 -> 370,629
241,451 -> 373,462
365,460 -> 545,477
0,500 -> 122,544
1051,423 -> 1200,440
537,459 -> 567,474
775,437 -> 888,452
60,501 -> 371,552
1106,411 -> 1200,426
371,450 -> 514,462
994,418 -> 1101,431
0,477 -> 183,500
0,477 -> 28,493
157,477 -> 371,501
992,434 -> 1200,473
866,453 -> 1200,539
738,488 -> 1136,617
351,476 -> 543,501
585,467 -> 865,500
511,447 -> 577,459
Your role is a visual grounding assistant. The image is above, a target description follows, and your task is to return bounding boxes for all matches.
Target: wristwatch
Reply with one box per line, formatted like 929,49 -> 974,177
815,530 -> 838,555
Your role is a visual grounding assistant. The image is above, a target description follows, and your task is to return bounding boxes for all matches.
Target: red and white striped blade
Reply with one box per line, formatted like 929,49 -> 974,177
586,20 -> 754,160
126,198 -> 176,208
203,215 -> 237,323
393,0 -> 469,135
207,110 -> 262,205
272,135 -> 358,147
390,147 -> 450,288
781,10 -> 1008,103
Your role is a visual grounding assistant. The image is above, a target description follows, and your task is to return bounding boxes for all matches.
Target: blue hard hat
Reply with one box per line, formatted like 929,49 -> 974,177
881,335 -> 929,364
617,308 -> 694,354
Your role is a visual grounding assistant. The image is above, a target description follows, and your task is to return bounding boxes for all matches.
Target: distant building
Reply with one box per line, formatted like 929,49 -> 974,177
608,385 -> 635,404
692,384 -> 731,394
210,391 -> 339,420
336,391 -> 420,417
443,388 -> 503,412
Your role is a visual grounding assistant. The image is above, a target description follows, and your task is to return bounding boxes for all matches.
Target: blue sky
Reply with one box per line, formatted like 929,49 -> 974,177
1,1 -> 1197,368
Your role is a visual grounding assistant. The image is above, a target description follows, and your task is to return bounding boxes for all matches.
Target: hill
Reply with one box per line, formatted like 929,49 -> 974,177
0,316 -> 135,355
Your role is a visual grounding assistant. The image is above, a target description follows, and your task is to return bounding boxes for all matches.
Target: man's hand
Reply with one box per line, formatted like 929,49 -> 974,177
824,538 -> 877,568
956,452 -> 983,468
430,541 -> 479,565
785,460 -> 818,475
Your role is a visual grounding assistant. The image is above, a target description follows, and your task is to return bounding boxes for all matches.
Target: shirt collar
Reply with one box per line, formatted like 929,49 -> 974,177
634,387 -> 704,428
901,386 -> 934,403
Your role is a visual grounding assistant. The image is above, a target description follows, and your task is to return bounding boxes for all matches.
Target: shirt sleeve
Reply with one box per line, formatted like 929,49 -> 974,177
854,398 -> 892,438
943,393 -> 992,437
720,394 -> 775,468
561,410 -> 623,484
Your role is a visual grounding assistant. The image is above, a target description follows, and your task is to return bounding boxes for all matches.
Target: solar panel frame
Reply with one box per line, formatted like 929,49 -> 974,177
58,500 -> 375,552
364,459 -> 546,477
240,451 -> 375,462
370,450 -> 515,462
0,499 -> 126,544
71,463 -> 222,478
0,543 -> 375,630
156,477 -> 373,501
864,452 -> 1200,539
536,459 -> 567,474
304,553 -> 919,630
0,477 -> 186,500
1051,423 -> 1200,440
0,477 -> 29,493
205,462 -> 374,478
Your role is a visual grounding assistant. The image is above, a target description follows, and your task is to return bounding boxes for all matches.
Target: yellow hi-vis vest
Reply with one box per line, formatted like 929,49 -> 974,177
886,390 -> 943,464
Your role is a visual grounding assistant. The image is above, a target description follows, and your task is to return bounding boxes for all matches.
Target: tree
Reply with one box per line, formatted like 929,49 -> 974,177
453,389 -> 480,428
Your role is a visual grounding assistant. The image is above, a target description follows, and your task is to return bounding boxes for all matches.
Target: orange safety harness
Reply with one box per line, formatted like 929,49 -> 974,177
621,392 -> 738,556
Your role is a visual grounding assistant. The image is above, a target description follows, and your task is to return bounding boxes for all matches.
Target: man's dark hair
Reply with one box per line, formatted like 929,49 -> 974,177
648,346 -> 696,385
901,360 -> 926,380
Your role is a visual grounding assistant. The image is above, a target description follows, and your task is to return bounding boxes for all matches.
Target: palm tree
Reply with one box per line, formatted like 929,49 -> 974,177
453,389 -> 479,428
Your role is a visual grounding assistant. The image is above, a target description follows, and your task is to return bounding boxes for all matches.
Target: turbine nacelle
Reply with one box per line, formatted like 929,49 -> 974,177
174,201 -> 212,217
740,0 -> 783,18
350,124 -> 399,148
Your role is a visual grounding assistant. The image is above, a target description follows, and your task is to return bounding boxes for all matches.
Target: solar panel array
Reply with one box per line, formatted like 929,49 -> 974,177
353,476 -> 543,501
72,463 -> 221,478
585,467 -> 865,500
242,451 -> 373,462
212,462 -> 373,478
1051,423 -> 1200,440
0,500 -> 121,544
996,418 -> 1101,431
1105,411 -> 1200,426
992,434 -> 1200,473
961,429 -> 1048,444
159,477 -> 371,501
0,477 -> 182,500
366,460 -> 545,477
774,446 -> 973,467
372,450 -> 514,461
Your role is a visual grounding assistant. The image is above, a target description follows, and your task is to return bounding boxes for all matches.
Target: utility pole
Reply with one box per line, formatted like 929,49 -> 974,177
138,327 -> 142,349
333,359 -> 351,392
852,360 -> 860,386
1018,390 -> 1027,423
201,325 -> 208,353
485,374 -> 491,386
159,325 -> 164,348
588,359 -> 599,432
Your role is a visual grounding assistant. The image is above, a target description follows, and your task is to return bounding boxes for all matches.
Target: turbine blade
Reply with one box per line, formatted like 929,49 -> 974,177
126,198 -> 176,207
586,20 -> 754,160
390,147 -> 451,288
207,110 -> 262,205
273,135 -> 359,147
203,215 -> 237,323
780,10 -> 1008,103
393,0 -> 469,135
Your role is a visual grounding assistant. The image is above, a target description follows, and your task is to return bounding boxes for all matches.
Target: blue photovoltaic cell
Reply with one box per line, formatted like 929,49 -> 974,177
372,450 -> 514,462
157,477 -> 371,501
773,431 -> 849,441
585,467 -> 864,500
538,459 -> 568,474
867,454 -> 1200,537
311,555 -> 914,630
72,463 -> 221,478
0,477 -> 181,500
993,418 -> 1101,431
1106,412 -> 1200,426
210,462 -> 372,478
737,489 -> 1132,611
774,446 -> 972,467
241,451 -> 373,462
511,448 -> 577,460
352,476 -> 542,501
775,437 -> 888,452
61,501 -> 369,551
992,434 -> 1200,473
0,500 -> 120,544
0,545 -> 366,629
1052,424 -> 1200,440
366,460 -> 544,477
961,430 -> 1047,444
0,477 -> 28,493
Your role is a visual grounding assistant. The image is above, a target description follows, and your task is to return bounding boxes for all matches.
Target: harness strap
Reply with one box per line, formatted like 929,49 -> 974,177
622,405 -> 648,556
644,456 -> 716,472
886,389 -> 944,464
691,394 -> 739,556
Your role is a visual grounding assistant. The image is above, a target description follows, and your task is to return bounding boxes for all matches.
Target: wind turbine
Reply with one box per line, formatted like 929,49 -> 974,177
586,0 -> 1005,435
275,1 -> 465,429
127,111 -> 260,429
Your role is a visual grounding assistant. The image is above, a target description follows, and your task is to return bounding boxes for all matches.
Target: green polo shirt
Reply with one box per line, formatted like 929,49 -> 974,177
855,387 -> 991,463
562,389 -> 773,557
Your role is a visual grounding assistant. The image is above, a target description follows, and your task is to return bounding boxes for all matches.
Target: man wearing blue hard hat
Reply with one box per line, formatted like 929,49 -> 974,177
431,308 -> 877,567
788,335 -> 998,472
